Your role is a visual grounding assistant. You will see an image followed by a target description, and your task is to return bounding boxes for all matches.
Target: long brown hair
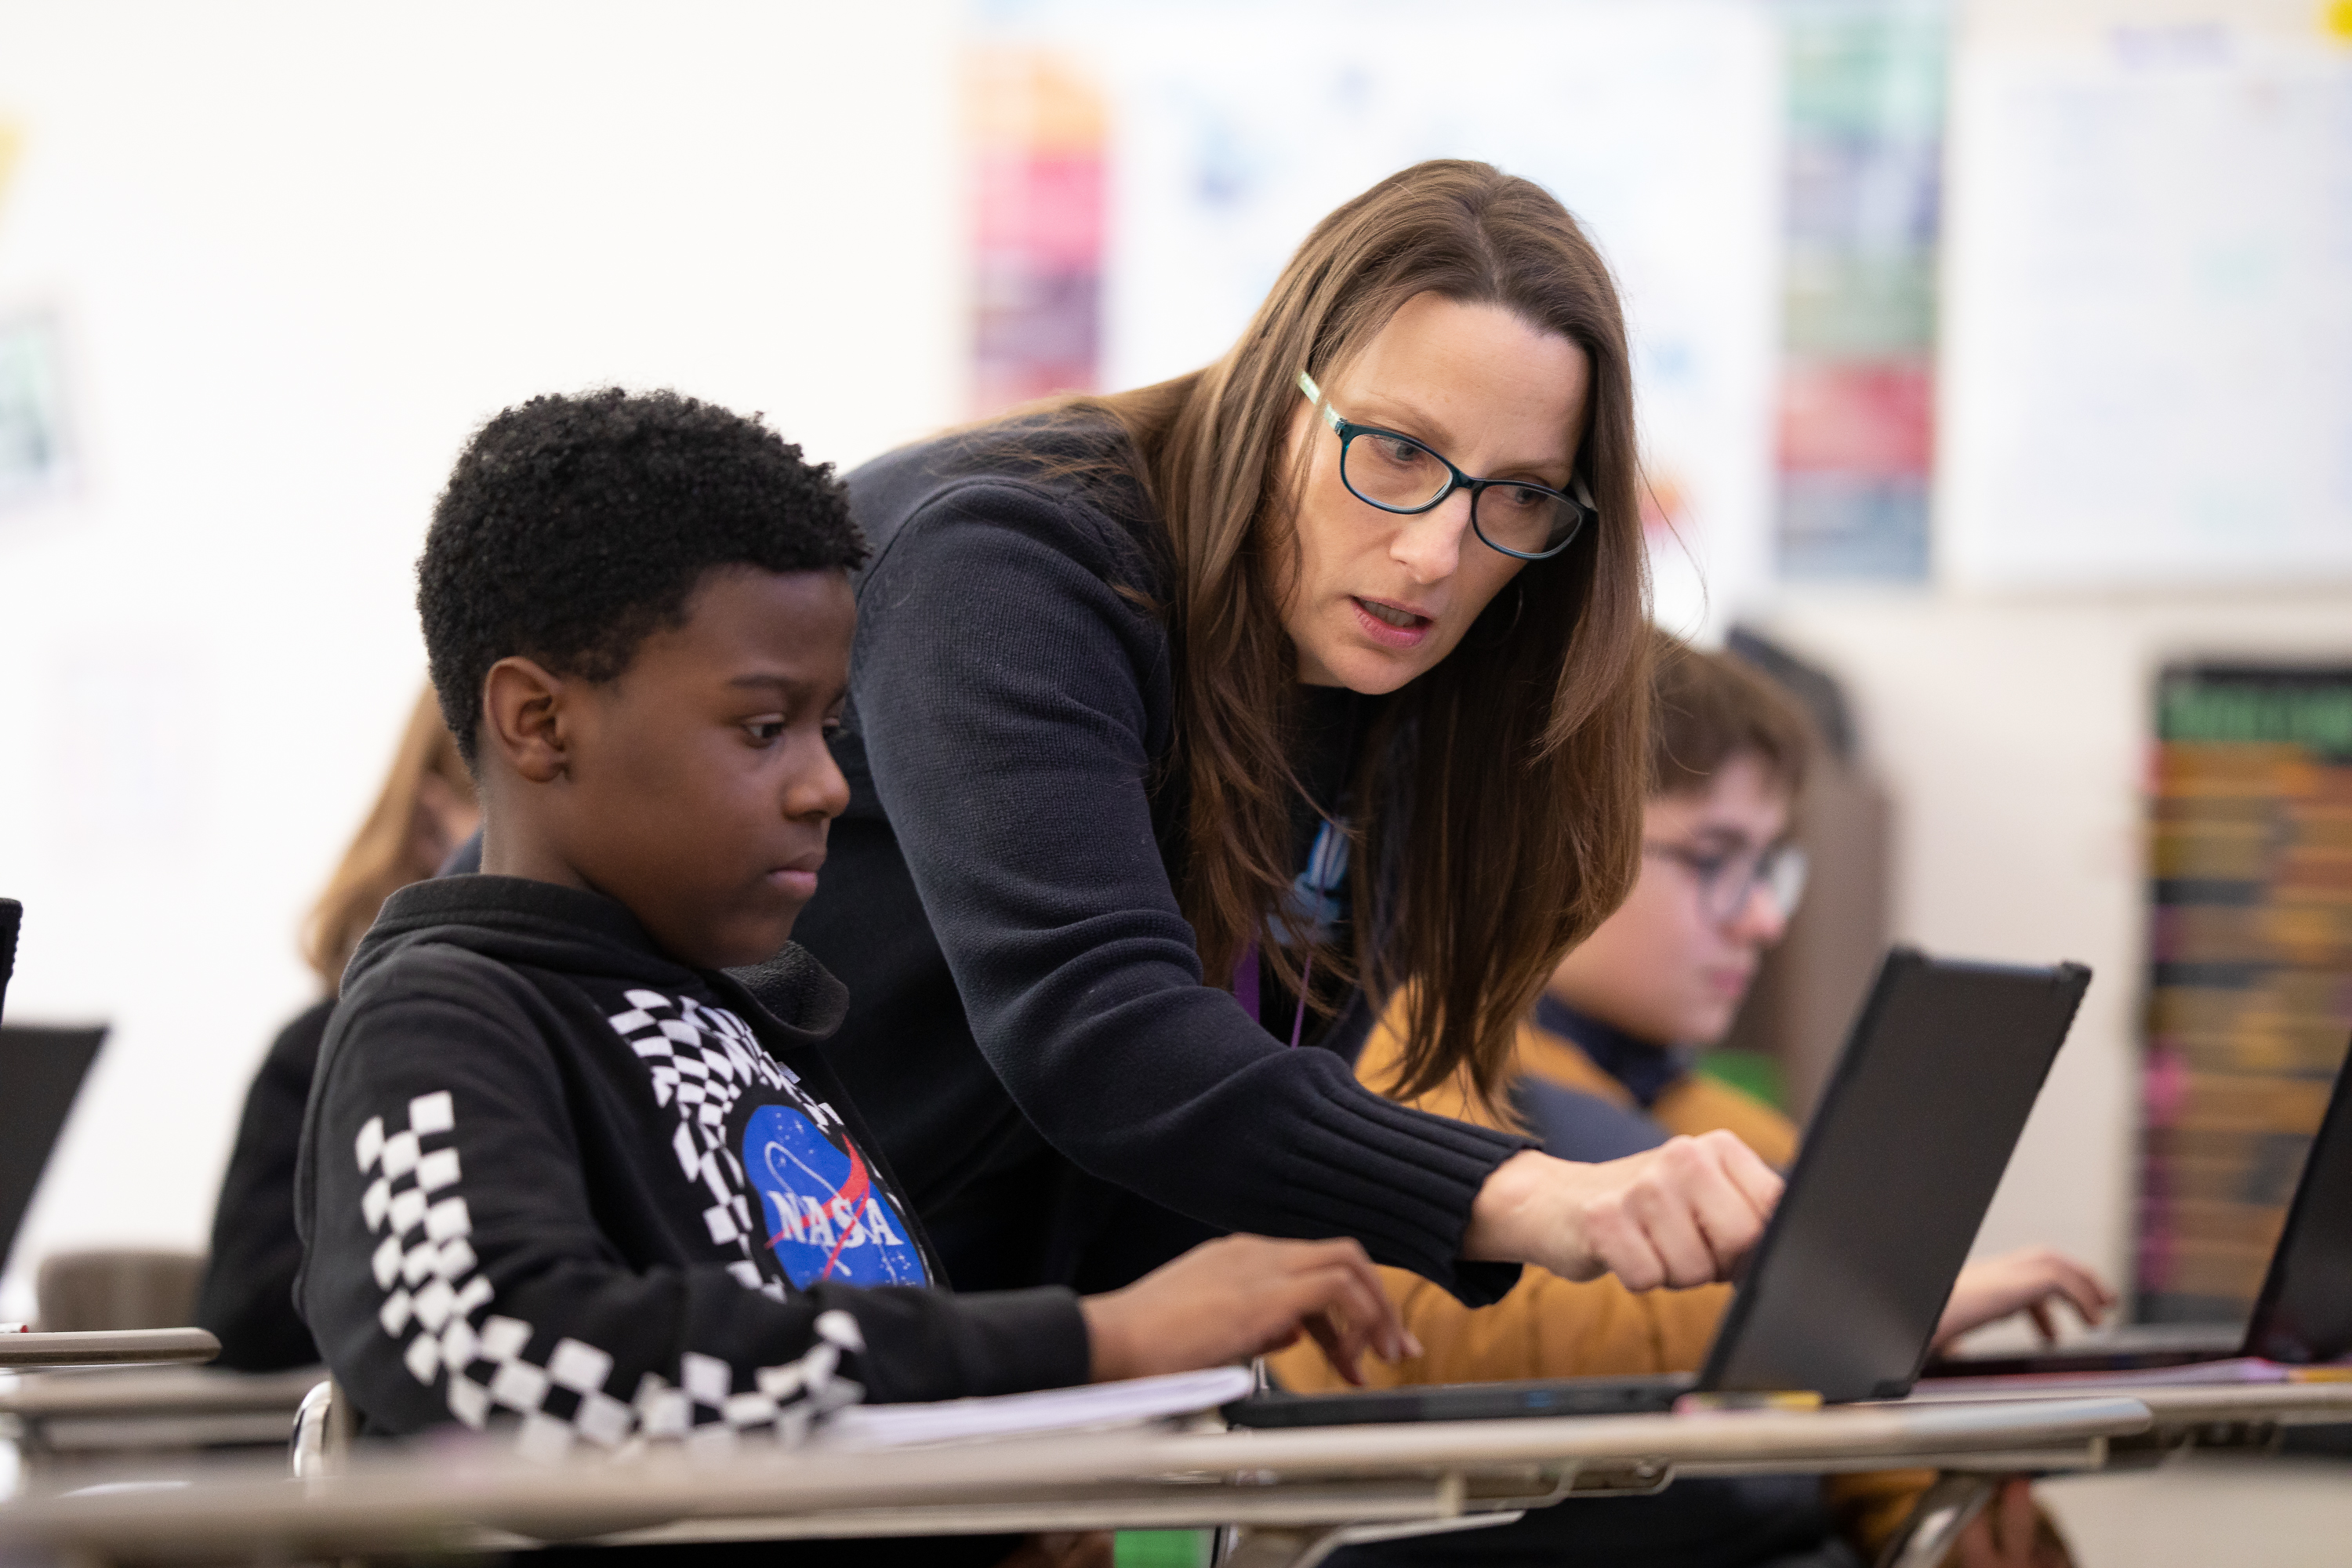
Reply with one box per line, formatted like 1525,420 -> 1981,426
1086,160 -> 1652,1105
1650,628 -> 1813,801
301,686 -> 479,992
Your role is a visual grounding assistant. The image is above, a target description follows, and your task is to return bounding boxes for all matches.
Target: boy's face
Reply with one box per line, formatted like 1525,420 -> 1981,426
485,567 -> 855,970
1548,752 -> 1794,1047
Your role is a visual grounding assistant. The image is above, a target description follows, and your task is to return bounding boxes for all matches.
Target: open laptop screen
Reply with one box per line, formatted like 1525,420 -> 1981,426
2245,1047 -> 2352,1366
0,1025 -> 107,1274
1225,948 -> 2092,1428
1702,949 -> 2090,1402
0,898 -> 20,1025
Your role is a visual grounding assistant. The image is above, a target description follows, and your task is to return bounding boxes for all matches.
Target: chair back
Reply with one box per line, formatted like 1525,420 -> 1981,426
290,1377 -> 354,1478
34,1248 -> 206,1332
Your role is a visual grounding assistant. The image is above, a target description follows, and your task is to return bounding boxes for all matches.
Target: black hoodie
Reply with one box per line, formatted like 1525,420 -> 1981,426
293,874 -> 1091,1452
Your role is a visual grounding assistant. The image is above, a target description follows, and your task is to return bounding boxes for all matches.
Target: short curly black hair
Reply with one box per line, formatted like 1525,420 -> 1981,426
418,388 -> 868,764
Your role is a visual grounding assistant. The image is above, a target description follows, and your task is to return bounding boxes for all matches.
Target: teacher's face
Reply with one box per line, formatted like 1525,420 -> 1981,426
1277,292 -> 1590,693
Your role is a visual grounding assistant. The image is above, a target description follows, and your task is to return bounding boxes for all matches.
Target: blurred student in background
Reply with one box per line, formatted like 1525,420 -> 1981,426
1283,630 -> 2110,1568
192,686 -> 479,1370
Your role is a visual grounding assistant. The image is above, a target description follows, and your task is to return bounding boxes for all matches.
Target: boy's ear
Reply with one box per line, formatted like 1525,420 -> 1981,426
481,657 -> 572,785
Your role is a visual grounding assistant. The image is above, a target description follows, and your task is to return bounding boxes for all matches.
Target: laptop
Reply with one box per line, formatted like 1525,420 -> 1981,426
0,897 -> 19,1025
1928,1042 -> 2352,1380
1225,947 -> 2092,1427
0,1025 -> 107,1276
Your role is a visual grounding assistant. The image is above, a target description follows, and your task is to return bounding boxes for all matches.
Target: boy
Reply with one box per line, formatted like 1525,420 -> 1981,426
293,390 -> 1409,1486
1279,631 -> 2110,1567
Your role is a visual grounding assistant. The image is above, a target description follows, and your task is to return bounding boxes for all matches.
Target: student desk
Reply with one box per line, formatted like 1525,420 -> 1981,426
1908,1377 -> 2352,1455
0,1329 -> 218,1371
0,1394 -> 2151,1568
0,1330 -> 231,1472
1883,1379 -> 2352,1566
0,1364 -> 320,1461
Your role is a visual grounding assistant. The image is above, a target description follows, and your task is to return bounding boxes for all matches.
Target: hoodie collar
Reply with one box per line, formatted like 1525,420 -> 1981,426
350,874 -> 848,1043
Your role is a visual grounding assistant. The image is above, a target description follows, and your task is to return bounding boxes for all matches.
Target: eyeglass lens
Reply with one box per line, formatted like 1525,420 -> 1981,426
1698,844 -> 1808,924
1341,430 -> 1579,557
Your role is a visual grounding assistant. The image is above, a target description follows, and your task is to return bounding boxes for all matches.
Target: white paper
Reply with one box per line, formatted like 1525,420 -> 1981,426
820,1364 -> 1255,1449
1942,24 -> 2352,587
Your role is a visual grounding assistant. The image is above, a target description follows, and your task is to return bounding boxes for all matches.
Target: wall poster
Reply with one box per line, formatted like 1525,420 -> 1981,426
1773,0 -> 1945,583
0,311 -> 71,510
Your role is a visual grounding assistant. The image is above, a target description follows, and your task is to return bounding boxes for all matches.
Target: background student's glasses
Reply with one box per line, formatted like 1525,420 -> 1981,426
1298,370 -> 1592,561
1644,839 -> 1809,927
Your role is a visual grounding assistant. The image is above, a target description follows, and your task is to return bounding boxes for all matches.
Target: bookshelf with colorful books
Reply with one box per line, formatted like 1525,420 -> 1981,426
2141,664 -> 2352,1323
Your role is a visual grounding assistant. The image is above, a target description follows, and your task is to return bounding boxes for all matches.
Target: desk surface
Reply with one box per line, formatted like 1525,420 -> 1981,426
0,1365 -> 318,1417
0,1329 -> 219,1370
0,1364 -> 322,1457
0,1396 -> 2151,1557
1909,1378 -> 2352,1428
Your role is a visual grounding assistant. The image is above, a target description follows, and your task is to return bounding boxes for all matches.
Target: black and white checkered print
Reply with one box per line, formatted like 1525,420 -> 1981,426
355,1088 -> 865,1457
604,987 -> 854,1302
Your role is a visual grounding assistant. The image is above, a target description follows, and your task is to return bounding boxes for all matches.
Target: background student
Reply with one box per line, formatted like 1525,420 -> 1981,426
194,684 -> 480,1371
1281,630 -> 2104,1568
793,158 -> 1778,1318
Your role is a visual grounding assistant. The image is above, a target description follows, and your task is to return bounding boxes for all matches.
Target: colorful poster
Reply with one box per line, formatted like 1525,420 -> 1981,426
1773,0 -> 1945,582
2141,666 -> 2352,1322
0,312 -> 71,510
965,47 -> 1108,417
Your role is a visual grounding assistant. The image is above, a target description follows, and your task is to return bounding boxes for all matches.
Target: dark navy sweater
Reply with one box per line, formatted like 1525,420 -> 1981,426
789,419 -> 1529,1303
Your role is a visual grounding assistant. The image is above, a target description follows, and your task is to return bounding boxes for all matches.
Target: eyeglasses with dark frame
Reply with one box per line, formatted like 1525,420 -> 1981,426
1298,369 -> 1595,561
1643,839 -> 1809,926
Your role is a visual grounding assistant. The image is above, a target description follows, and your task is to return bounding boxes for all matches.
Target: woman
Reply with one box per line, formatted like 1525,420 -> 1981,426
194,685 -> 481,1369
791,161 -> 1776,1310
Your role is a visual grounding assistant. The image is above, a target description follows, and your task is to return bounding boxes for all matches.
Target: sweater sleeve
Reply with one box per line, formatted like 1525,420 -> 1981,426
296,954 -> 1090,1449
851,485 -> 1529,1298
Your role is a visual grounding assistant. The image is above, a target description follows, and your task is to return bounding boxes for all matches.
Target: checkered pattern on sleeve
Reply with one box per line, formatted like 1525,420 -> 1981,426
353,1089 -> 865,1459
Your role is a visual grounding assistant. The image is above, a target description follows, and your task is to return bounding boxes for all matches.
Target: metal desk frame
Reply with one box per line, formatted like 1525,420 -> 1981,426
0,1395 -> 2153,1568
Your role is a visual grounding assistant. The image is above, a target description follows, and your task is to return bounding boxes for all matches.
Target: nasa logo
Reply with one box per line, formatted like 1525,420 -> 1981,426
742,1103 -> 927,1288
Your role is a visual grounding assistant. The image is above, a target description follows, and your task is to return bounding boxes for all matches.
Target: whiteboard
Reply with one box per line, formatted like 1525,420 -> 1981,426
1941,22 -> 2352,588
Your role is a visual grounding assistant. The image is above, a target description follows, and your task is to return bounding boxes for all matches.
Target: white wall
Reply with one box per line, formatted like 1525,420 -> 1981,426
0,0 -> 962,1319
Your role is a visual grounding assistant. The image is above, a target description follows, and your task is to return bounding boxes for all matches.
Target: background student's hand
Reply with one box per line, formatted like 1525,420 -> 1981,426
1951,1476 -> 2074,1568
1934,1247 -> 2115,1352
1078,1234 -> 1419,1385
1462,1133 -> 1784,1289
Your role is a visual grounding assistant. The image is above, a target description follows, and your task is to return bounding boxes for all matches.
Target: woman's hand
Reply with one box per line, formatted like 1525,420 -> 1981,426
1462,1134 -> 1784,1289
1078,1234 -> 1420,1385
1935,1247 -> 2115,1352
